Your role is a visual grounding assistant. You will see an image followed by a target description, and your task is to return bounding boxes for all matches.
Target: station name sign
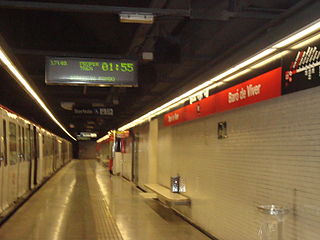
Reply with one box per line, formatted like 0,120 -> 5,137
45,57 -> 138,87
164,67 -> 282,126
164,39 -> 320,127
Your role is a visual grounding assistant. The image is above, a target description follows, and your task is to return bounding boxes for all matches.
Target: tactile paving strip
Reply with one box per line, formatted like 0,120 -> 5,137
85,162 -> 123,240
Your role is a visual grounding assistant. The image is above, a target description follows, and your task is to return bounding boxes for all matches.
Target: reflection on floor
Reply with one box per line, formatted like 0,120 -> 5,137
0,160 -> 211,240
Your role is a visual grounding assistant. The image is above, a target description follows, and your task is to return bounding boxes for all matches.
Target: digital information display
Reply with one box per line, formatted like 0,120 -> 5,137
45,57 -> 138,87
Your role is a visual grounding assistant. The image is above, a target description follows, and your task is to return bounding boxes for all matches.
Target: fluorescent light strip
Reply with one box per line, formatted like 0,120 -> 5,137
95,18 -> 320,139
97,130 -> 113,143
117,52 -> 283,131
250,50 -> 291,69
223,69 -> 252,82
272,19 -> 320,48
116,18 -> 320,132
290,32 -> 320,50
0,48 -> 76,141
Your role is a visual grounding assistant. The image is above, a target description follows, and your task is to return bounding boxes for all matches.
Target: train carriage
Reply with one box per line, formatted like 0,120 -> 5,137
0,105 -> 72,216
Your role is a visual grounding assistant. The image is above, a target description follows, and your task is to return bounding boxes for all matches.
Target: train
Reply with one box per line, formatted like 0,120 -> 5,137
0,105 -> 72,216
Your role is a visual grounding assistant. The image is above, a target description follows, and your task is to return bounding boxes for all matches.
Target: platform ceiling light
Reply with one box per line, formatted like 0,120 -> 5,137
272,20 -> 320,49
119,12 -> 154,24
114,18 -> 320,132
250,51 -> 291,69
97,130 -> 114,143
223,69 -> 252,82
290,31 -> 320,50
94,18 -> 320,138
0,48 -> 76,141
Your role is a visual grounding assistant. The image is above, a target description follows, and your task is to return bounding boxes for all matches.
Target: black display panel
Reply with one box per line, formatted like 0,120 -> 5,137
45,57 -> 138,87
282,39 -> 320,95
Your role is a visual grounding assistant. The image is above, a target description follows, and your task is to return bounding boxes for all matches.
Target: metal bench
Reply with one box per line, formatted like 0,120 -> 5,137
144,183 -> 190,206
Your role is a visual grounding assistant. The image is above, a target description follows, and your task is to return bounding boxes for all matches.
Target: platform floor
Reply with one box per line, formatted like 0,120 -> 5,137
0,160 -> 211,240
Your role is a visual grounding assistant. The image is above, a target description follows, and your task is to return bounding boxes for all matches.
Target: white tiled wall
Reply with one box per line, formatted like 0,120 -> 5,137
122,137 -> 133,181
134,123 -> 150,189
148,119 -> 158,184
157,86 -> 320,240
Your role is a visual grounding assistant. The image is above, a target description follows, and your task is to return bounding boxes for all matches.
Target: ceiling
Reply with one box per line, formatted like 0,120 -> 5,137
0,0 -> 315,140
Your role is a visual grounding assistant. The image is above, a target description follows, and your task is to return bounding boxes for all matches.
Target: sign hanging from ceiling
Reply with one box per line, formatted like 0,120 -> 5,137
45,57 -> 138,87
73,106 -> 113,116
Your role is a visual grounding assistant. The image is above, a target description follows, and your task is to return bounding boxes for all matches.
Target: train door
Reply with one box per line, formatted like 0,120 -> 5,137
7,116 -> 19,205
0,112 -> 9,212
58,141 -> 62,168
0,109 -> 3,212
17,122 -> 24,197
41,134 -> 46,178
132,131 -> 139,185
32,126 -> 39,186
0,109 -> 4,212
26,124 -> 33,190
52,138 -> 56,171
49,136 -> 53,174
37,131 -> 43,183
19,122 -> 30,195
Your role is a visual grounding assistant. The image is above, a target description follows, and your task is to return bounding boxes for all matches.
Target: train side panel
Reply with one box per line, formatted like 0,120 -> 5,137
0,105 -> 73,216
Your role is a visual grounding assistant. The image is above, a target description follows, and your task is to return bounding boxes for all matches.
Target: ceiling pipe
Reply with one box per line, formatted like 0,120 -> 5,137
0,1 -> 190,17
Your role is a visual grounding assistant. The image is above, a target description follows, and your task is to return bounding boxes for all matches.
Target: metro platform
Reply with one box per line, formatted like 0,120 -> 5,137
0,160 -> 211,240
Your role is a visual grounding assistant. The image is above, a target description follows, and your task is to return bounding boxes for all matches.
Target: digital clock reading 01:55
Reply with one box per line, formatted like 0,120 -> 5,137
45,57 -> 138,87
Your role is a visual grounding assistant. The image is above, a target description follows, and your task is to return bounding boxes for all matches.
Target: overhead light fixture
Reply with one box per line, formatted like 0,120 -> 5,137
272,19 -> 320,49
250,51 -> 291,69
97,130 -> 114,143
290,32 -> 320,50
223,69 -> 252,82
119,12 -> 154,24
0,47 -> 76,141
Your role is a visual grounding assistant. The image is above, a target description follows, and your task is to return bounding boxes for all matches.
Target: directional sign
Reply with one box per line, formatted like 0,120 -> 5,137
73,107 -> 113,116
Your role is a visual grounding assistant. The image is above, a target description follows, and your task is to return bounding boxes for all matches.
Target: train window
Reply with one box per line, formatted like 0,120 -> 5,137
49,137 -> 53,156
43,135 -> 47,157
30,128 -> 35,160
22,127 -> 26,161
35,134 -> 39,158
26,126 -> 31,161
35,134 -> 40,158
3,120 -> 7,166
18,126 -> 22,162
54,139 -> 58,156
9,122 -> 17,165
45,136 -> 47,157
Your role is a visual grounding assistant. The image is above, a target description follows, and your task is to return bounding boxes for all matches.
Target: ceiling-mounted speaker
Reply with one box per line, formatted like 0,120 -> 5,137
138,63 -> 157,85
142,52 -> 154,61
154,37 -> 181,63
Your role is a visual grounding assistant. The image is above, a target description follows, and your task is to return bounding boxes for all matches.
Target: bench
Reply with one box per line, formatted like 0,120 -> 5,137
144,183 -> 190,206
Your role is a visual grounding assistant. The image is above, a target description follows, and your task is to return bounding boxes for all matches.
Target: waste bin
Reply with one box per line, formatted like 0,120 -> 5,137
257,205 -> 289,240
171,176 -> 180,193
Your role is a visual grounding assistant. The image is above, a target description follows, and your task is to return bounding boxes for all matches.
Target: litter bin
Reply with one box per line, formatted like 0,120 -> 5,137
257,205 -> 289,240
171,176 -> 180,193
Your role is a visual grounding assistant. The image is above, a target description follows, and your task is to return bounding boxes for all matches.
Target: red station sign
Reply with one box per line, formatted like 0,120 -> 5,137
164,67 -> 282,126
